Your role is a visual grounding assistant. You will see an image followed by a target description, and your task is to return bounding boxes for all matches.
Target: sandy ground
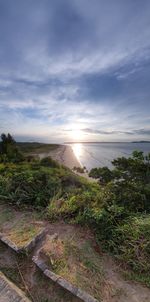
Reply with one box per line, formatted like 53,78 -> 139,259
37,144 -> 96,181
38,145 -> 81,169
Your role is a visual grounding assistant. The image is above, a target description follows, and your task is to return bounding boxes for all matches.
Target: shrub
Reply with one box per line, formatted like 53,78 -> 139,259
40,156 -> 60,168
1,148 -> 150,286
89,166 -> 113,183
0,133 -> 24,163
73,166 -> 85,173
114,215 -> 150,276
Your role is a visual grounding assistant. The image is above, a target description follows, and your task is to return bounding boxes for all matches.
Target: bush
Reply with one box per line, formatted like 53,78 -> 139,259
40,156 -> 60,168
73,166 -> 85,173
89,166 -> 113,183
1,148 -> 150,286
0,162 -> 88,209
0,133 -> 24,163
114,216 -> 150,277
47,151 -> 150,285
0,168 -> 61,207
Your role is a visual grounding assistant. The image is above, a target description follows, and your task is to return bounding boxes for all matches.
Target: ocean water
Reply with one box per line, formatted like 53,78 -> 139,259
70,142 -> 150,171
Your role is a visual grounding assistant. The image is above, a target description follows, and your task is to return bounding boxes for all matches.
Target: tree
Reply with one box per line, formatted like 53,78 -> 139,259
89,166 -> 113,183
0,133 -> 24,162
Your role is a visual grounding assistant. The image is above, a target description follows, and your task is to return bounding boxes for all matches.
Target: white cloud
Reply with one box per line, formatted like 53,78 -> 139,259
0,0 -> 150,141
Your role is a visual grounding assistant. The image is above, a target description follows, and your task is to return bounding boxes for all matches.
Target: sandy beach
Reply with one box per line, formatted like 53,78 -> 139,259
35,145 -> 98,182
38,145 -> 96,181
38,145 -> 81,170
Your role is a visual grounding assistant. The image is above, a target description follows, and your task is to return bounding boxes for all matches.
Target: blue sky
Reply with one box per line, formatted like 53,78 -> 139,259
0,0 -> 150,142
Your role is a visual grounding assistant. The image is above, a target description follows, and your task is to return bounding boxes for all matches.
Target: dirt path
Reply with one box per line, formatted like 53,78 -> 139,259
101,255 -> 150,302
31,222 -> 150,302
1,213 -> 150,302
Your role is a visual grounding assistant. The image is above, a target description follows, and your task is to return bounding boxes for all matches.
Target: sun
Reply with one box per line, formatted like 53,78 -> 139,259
71,129 -> 83,141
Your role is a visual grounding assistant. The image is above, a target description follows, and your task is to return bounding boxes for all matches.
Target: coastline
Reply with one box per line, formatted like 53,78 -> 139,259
38,144 -> 81,170
57,146 -> 97,181
37,145 -> 95,181
55,145 -> 82,169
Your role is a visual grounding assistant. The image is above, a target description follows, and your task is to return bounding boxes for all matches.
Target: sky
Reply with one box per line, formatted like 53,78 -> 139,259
0,0 -> 150,143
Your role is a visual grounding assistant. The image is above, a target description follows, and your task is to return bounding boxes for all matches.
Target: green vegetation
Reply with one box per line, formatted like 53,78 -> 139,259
0,133 -> 150,287
40,156 -> 60,168
0,134 -> 84,208
0,161 -> 86,208
0,133 -> 59,162
7,219 -> 42,247
89,166 -> 113,183
17,142 -> 59,155
0,204 -> 43,246
40,237 -> 104,300
0,133 -> 24,163
0,207 -> 14,230
48,150 -> 150,286
1,267 -> 22,287
73,166 -> 86,173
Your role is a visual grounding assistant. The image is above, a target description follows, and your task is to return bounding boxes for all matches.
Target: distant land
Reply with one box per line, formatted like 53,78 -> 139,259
16,142 -> 59,154
132,141 -> 150,143
65,141 -> 128,144
65,141 -> 150,144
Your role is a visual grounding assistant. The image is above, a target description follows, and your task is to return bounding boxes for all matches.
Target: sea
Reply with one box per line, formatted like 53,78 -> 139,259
70,142 -> 150,171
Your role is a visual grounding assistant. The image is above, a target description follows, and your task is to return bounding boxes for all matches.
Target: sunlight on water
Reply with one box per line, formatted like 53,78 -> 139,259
70,142 -> 150,170
72,143 -> 83,162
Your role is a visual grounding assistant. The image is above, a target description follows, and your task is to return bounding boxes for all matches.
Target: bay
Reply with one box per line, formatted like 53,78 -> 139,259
70,142 -> 150,170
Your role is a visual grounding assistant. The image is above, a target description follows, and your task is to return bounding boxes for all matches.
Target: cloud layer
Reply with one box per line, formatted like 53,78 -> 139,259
0,0 -> 150,142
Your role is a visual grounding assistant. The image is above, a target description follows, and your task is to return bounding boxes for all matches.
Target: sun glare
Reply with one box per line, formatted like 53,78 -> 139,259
71,129 -> 83,141
72,143 -> 83,161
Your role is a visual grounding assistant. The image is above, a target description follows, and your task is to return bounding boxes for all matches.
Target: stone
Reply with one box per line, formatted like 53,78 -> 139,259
32,255 -> 99,302
32,256 -> 47,272
0,271 -> 31,302
44,269 -> 59,282
57,277 -> 78,296
77,288 -> 99,302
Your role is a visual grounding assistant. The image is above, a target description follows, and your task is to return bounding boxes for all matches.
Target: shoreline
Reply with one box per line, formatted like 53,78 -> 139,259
55,145 -> 82,170
36,145 -> 96,181
38,144 -> 81,170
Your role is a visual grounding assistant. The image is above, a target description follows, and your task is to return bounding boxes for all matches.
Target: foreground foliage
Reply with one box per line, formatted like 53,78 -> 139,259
0,133 -> 24,163
0,161 -> 88,208
0,133 -> 150,287
48,150 -> 150,286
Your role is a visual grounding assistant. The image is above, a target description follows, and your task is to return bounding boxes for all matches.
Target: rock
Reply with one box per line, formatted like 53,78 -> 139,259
46,233 -> 58,241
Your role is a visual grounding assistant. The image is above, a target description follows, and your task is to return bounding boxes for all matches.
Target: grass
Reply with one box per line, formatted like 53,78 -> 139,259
1,267 -> 21,286
17,142 -> 60,155
31,269 -> 81,302
123,270 -> 150,288
0,204 -> 43,247
7,222 -> 42,247
0,206 -> 15,231
0,240 -> 80,302
40,237 -> 104,301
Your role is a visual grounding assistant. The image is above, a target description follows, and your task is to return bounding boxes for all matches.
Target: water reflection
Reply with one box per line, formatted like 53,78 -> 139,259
72,143 -> 83,162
